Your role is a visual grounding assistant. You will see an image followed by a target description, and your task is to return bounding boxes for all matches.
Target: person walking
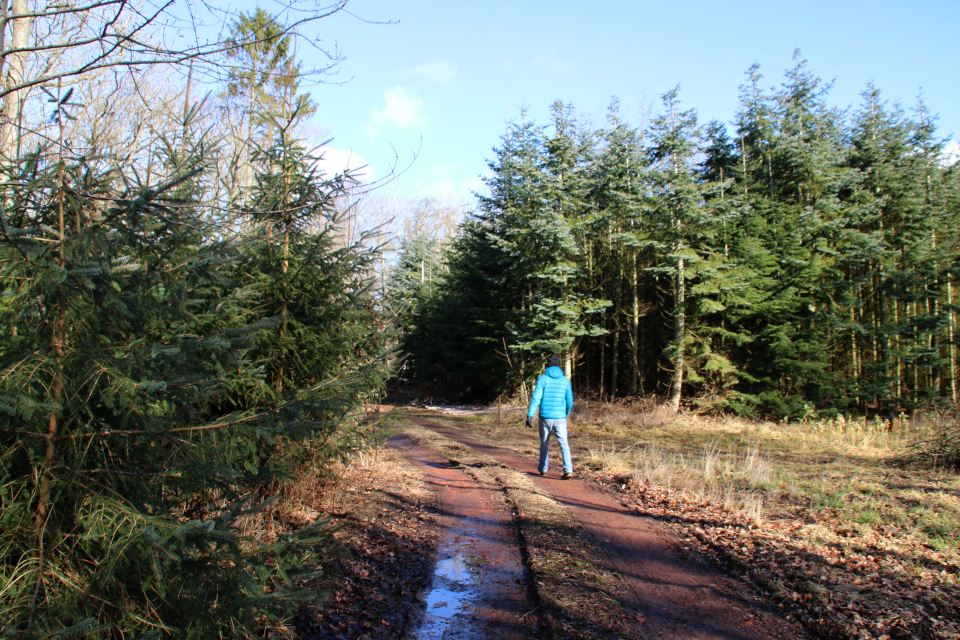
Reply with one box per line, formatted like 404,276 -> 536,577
526,354 -> 574,479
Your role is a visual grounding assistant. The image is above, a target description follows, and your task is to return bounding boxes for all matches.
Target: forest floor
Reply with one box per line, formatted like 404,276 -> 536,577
292,403 -> 960,640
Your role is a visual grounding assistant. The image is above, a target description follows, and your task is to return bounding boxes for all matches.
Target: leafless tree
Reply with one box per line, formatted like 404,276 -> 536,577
0,0 -> 349,166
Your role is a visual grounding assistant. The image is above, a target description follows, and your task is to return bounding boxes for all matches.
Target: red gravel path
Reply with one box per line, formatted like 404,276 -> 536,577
391,436 -> 537,639
409,416 -> 812,640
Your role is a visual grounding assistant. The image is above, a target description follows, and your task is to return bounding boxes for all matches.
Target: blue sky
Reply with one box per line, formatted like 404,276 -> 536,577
251,0 -> 959,205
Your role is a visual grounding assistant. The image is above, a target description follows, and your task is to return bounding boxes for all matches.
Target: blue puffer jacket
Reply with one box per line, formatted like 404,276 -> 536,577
527,366 -> 573,420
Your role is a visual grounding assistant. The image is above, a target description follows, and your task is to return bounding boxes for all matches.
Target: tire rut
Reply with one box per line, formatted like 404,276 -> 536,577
407,415 -> 812,640
389,436 -> 541,640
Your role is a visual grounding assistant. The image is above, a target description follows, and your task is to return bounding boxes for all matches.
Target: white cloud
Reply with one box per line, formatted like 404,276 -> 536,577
414,167 -> 484,203
316,147 -> 373,181
367,86 -> 426,137
404,60 -> 457,84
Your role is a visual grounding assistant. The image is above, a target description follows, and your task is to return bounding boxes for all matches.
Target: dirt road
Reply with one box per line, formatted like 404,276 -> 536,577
397,414 -> 811,640
392,437 -> 537,639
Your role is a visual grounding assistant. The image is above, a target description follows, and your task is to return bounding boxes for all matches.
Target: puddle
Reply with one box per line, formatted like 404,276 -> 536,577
413,533 -> 488,639
422,554 -> 483,617
399,442 -> 533,639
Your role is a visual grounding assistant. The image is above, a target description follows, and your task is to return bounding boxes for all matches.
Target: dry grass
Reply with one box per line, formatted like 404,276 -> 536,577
569,401 -> 957,539
464,398 -> 960,638
232,445 -> 398,542
581,439 -> 770,526
454,402 -> 960,640
471,397 -> 960,563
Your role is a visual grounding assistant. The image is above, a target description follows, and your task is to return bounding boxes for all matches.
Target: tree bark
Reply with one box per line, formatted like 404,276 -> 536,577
669,256 -> 685,413
598,312 -> 606,399
0,0 -> 31,164
629,248 -> 639,395
610,314 -> 619,399
949,279 -> 957,402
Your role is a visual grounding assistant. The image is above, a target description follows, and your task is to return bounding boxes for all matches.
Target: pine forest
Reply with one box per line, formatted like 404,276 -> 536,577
396,56 -> 960,421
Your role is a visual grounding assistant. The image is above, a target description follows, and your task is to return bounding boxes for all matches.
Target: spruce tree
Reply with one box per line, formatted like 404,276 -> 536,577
228,8 -> 387,439
235,104 -> 387,470
588,99 -> 651,398
398,61 -> 959,415
647,88 -> 746,411
724,55 -> 848,416
390,233 -> 444,380
530,102 -> 608,374
0,106 -> 330,638
475,109 -> 606,392
695,121 -> 759,406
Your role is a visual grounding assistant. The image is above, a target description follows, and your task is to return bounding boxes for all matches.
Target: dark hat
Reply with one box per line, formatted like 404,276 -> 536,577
546,354 -> 561,368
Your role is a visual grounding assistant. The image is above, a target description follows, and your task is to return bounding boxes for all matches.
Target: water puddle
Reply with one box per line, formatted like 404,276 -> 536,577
413,531 -> 488,639
397,441 -> 532,639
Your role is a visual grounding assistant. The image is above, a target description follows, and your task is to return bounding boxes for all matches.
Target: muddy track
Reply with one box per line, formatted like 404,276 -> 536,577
398,414 -> 812,640
390,436 -> 539,639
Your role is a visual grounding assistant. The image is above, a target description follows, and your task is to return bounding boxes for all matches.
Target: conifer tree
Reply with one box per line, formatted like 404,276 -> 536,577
397,61 -> 959,416
228,7 -> 386,423
696,120 -> 761,407
236,104 -> 387,467
0,105 -> 331,637
532,102 -> 608,374
474,109 -> 606,390
407,221 -> 512,396
843,86 -> 913,408
647,88 -> 745,411
221,8 -> 316,198
391,233 -> 444,377
588,99 -> 650,397
0,33 -> 386,635
723,56 -> 848,416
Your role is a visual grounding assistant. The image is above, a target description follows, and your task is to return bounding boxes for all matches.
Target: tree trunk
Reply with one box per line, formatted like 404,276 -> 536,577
911,299 -> 918,405
850,294 -> 860,408
629,248 -> 639,395
276,141 -> 292,395
669,256 -> 685,413
931,232 -> 941,396
35,147 -> 68,621
949,280 -> 958,402
598,313 -> 606,400
948,279 -> 958,402
610,315 -> 619,399
892,298 -> 901,402
39,113 -> 69,521
0,0 -> 32,164
879,285 -> 891,406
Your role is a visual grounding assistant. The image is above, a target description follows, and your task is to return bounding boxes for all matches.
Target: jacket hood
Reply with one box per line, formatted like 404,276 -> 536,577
545,366 -> 564,378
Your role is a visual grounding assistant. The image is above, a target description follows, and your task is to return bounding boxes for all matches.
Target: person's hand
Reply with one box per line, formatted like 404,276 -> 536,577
525,416 -> 534,429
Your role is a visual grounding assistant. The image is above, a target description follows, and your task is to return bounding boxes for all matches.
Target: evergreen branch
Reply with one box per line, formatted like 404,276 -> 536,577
0,367 -> 366,440
82,468 -> 183,478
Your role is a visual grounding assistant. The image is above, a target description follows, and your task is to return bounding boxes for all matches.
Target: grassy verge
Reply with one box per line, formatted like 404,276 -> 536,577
467,401 -> 960,640
394,414 -> 647,640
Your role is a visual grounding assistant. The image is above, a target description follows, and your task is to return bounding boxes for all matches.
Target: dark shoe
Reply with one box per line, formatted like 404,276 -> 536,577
561,472 -> 573,480
538,469 -> 546,476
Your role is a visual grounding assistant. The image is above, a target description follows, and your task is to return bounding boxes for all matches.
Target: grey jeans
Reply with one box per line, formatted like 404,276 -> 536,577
538,417 -> 572,474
